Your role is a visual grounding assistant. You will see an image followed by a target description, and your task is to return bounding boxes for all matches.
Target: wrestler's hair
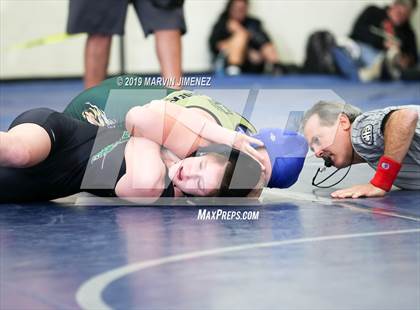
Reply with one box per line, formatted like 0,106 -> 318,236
193,144 -> 262,197
300,101 -> 362,131
394,0 -> 417,10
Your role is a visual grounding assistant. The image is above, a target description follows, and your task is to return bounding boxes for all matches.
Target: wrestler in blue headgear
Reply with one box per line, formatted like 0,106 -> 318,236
253,128 -> 308,188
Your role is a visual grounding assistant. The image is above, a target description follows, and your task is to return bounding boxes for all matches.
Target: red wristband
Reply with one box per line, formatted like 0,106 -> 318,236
370,156 -> 401,192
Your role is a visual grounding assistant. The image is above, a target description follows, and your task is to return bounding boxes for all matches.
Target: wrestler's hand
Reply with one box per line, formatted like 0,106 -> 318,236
232,133 -> 266,171
331,183 -> 387,199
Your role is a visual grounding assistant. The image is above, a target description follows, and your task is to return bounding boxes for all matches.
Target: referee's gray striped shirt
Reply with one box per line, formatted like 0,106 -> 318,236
351,105 -> 420,190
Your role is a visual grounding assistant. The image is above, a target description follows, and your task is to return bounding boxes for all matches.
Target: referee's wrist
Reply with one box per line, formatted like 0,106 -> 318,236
370,155 -> 401,192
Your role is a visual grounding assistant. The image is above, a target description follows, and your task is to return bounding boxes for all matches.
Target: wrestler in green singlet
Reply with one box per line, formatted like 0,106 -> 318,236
63,75 -> 257,134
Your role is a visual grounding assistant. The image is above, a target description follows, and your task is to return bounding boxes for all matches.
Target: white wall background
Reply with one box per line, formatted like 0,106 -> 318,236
1,0 -> 419,79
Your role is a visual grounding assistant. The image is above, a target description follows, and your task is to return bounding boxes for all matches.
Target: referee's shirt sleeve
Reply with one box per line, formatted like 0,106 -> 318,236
351,106 -> 399,168
351,105 -> 420,168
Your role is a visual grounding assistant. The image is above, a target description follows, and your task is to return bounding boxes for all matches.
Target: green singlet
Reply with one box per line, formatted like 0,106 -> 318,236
63,75 -> 257,134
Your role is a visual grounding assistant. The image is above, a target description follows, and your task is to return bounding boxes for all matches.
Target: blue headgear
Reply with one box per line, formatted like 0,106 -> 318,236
252,128 -> 308,188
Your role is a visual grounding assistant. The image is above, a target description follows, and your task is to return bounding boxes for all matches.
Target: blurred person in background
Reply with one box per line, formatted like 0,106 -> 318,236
333,0 -> 419,81
209,0 -> 284,76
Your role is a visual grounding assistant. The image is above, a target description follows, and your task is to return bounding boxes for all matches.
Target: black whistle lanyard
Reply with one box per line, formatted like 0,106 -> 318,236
312,151 -> 354,188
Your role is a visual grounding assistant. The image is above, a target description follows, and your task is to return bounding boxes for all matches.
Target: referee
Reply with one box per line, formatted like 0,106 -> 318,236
301,101 -> 420,198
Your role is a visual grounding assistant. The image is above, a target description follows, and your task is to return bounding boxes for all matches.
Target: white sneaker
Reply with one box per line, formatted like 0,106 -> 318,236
225,65 -> 241,76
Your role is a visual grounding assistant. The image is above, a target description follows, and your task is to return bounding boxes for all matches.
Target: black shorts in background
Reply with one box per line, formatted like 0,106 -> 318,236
66,0 -> 186,36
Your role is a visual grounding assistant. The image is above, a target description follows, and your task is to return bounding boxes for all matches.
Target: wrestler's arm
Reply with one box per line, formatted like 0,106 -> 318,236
331,108 -> 418,199
115,137 -> 166,203
125,100 -> 264,161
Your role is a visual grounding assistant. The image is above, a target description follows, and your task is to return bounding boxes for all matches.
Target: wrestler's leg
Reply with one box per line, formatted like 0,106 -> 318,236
0,124 -> 51,168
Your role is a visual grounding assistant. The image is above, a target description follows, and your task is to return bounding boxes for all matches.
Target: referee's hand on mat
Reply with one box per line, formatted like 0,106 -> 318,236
331,183 -> 386,199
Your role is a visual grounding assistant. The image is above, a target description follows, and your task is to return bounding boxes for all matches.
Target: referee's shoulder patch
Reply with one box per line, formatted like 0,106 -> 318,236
361,124 -> 374,145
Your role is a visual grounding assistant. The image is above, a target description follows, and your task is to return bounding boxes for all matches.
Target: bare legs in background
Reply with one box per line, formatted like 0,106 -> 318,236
83,30 -> 183,89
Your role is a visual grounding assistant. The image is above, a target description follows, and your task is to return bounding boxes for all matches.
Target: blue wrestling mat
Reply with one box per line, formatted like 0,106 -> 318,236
0,74 -> 419,309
